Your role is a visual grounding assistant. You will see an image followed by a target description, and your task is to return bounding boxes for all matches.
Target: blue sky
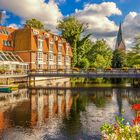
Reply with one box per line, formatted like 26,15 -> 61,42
0,0 -> 140,48
2,0 -> 140,26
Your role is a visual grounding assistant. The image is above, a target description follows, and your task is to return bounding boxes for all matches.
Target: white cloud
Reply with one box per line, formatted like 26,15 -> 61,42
0,0 -> 62,32
8,23 -> 21,29
73,2 -> 122,48
122,12 -> 140,47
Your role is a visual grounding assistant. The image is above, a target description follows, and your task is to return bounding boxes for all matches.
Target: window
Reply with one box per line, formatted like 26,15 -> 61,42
58,44 -> 62,53
44,33 -> 49,38
38,39 -> 43,51
66,45 -> 69,55
33,29 -> 39,35
37,52 -> 43,62
58,54 -> 62,62
7,41 -> 11,46
0,29 -> 9,35
65,56 -> 70,63
3,40 -> 8,46
48,52 -> 54,61
49,42 -> 54,52
3,40 -> 12,47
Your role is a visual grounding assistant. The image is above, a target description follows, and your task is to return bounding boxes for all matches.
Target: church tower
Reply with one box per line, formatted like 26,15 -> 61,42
115,23 -> 126,50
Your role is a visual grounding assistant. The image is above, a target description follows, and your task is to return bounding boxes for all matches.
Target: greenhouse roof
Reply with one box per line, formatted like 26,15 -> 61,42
0,51 -> 27,64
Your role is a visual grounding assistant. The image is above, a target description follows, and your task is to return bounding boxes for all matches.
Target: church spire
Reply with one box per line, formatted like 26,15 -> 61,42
115,23 -> 125,50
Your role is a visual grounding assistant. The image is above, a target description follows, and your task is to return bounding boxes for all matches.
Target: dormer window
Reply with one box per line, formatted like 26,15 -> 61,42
44,33 -> 50,38
33,29 -> 39,35
38,39 -> 43,51
54,36 -> 58,41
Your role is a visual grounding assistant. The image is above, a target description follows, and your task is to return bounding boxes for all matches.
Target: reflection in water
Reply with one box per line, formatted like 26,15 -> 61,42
0,87 -> 139,139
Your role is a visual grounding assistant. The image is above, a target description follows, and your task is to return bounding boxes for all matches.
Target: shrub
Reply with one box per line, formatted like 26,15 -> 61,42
101,104 -> 140,140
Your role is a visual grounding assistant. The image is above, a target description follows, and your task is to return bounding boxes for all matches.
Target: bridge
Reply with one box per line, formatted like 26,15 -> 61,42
28,69 -> 140,78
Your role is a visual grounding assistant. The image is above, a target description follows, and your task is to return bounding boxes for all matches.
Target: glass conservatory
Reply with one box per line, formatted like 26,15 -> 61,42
0,51 -> 28,74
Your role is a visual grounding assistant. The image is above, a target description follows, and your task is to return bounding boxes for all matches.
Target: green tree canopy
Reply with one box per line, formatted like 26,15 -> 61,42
127,37 -> 140,68
112,49 -> 126,68
25,18 -> 44,29
87,40 -> 113,69
78,57 -> 90,69
58,16 -> 91,67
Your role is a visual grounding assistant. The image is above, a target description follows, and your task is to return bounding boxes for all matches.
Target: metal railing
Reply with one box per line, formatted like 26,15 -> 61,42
28,68 -> 140,78
0,70 -> 28,78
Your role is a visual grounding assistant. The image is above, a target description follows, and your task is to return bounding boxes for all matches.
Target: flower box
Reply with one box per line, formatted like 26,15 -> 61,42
105,67 -> 112,71
72,67 -> 80,72
88,68 -> 96,72
122,67 -> 128,72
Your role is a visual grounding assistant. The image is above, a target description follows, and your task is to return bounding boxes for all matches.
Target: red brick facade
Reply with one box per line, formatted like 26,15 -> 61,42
0,26 -> 73,71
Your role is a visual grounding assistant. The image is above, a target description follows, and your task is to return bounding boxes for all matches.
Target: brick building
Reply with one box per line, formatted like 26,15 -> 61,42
0,26 -> 73,71
0,26 -> 28,72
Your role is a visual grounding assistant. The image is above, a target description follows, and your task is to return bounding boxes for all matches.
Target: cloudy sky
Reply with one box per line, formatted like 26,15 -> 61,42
0,0 -> 140,49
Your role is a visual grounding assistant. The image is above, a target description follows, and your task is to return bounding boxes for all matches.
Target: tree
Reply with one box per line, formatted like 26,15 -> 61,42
77,36 -> 92,63
93,54 -> 107,69
58,16 -> 91,67
127,37 -> 140,68
87,40 -> 113,68
112,49 -> 126,68
25,18 -> 44,29
78,58 -> 90,69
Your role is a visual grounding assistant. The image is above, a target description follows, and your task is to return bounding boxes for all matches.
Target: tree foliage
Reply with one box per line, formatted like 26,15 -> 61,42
78,58 -> 90,69
87,40 -> 113,69
25,18 -> 44,29
58,16 -> 91,67
127,37 -> 140,68
112,49 -> 126,68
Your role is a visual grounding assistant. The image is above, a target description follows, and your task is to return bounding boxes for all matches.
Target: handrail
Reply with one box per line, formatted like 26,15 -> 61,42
28,68 -> 140,78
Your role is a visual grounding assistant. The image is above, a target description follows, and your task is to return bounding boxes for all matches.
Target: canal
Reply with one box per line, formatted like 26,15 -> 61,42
0,80 -> 139,140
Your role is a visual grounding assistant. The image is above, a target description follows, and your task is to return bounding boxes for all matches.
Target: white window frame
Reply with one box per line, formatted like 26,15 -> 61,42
57,54 -> 62,62
48,52 -> 54,61
58,43 -> 62,53
38,39 -> 43,51
49,41 -> 54,52
37,51 -> 43,63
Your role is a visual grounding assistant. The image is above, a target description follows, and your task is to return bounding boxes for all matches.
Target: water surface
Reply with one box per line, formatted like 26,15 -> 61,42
0,83 -> 139,140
